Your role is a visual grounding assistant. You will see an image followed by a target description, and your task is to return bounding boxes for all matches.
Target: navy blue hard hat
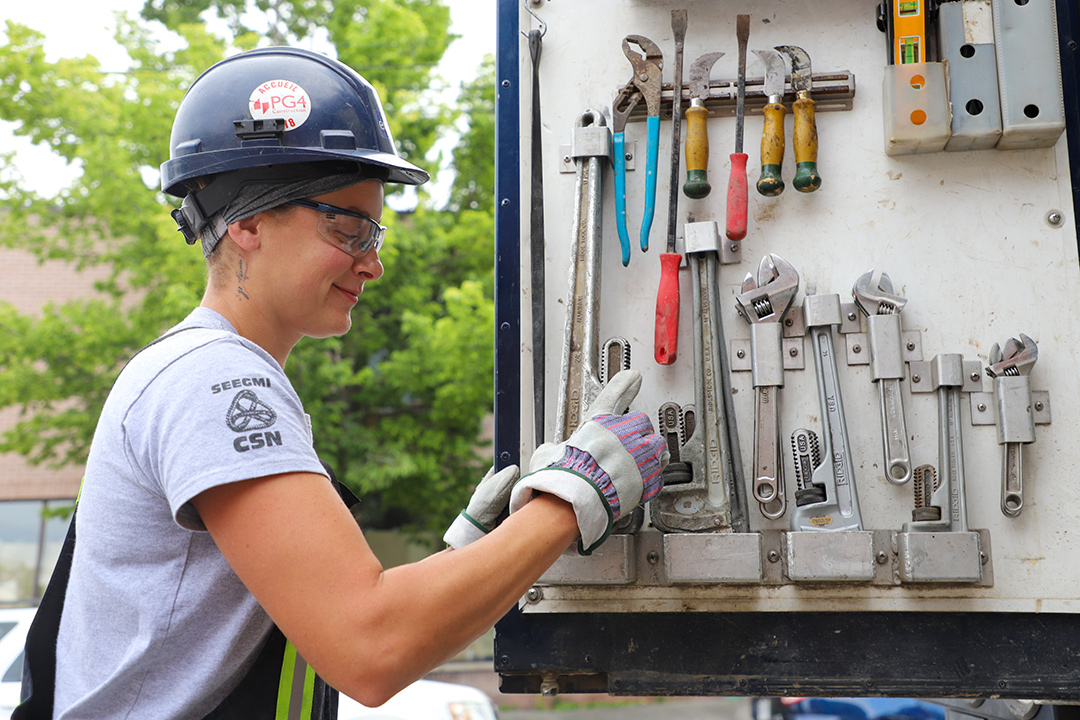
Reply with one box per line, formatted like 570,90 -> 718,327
160,46 -> 429,198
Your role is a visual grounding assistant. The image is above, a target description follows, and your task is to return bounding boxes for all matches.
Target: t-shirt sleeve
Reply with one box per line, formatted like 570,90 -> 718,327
123,337 -> 328,530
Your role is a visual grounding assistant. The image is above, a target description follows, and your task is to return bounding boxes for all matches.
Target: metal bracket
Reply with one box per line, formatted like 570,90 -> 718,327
846,329 -> 923,366
970,390 -> 1052,426
731,337 -> 806,372
909,359 -> 984,394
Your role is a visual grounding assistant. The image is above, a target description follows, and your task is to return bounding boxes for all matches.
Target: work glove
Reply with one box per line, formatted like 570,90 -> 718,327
510,369 -> 669,555
443,464 -> 520,549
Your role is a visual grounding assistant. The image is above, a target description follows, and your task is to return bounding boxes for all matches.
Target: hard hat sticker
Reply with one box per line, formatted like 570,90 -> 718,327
249,80 -> 312,130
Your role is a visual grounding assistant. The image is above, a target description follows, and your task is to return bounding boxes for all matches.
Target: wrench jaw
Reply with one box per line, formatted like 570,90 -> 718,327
735,253 -> 800,324
852,269 -> 908,315
987,333 -> 1038,377
651,416 -> 735,533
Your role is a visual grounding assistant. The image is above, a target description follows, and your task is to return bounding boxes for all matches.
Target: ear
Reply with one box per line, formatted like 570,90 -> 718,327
227,214 -> 264,252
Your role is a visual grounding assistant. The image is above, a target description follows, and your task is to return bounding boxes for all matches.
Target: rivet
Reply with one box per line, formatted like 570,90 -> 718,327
500,198 -> 511,207
501,79 -> 511,88
784,318 -> 794,327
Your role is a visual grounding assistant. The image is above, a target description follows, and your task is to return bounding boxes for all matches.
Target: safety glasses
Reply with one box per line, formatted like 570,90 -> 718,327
287,198 -> 386,259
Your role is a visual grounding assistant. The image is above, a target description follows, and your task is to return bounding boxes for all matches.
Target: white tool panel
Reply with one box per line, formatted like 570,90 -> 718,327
514,0 -> 1075,614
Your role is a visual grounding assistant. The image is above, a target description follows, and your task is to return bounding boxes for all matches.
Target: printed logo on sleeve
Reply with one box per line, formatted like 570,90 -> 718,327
226,389 -> 281,453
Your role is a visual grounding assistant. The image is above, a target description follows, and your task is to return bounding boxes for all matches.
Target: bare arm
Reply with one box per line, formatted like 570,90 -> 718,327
192,472 -> 577,707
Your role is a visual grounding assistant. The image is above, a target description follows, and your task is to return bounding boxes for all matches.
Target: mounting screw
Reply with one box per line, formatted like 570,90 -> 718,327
971,371 -> 981,382
852,344 -> 862,354
647,551 -> 659,565
876,551 -> 889,564
500,451 -> 511,462
501,79 -> 511,88
789,347 -> 799,357
981,552 -> 989,565
907,341 -> 916,351
848,311 -> 858,321
767,550 -> 781,563
912,374 -> 921,383
1035,401 -> 1044,412
526,587 -> 543,603
1046,209 -> 1065,228
500,198 -> 511,207
977,403 -> 987,412
784,317 -> 794,327
737,349 -> 746,359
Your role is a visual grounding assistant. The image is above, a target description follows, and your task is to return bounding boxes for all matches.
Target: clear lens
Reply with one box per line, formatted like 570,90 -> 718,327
317,212 -> 384,258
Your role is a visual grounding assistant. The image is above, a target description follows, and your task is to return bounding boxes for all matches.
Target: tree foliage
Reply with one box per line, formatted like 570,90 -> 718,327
0,1 -> 497,540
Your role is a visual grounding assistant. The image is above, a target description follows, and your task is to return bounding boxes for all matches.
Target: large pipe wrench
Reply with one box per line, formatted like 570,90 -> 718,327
621,35 -> 663,255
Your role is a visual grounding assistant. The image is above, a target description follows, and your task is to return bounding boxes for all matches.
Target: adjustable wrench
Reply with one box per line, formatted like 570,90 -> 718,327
986,334 -> 1038,517
554,110 -> 629,441
623,35 -> 663,254
852,270 -> 912,485
790,294 -> 863,532
904,354 -> 971,533
735,254 -> 800,519
652,221 -> 747,533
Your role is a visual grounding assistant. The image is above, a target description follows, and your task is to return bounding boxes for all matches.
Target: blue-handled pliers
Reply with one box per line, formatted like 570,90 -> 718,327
612,83 -> 642,266
622,35 -> 663,256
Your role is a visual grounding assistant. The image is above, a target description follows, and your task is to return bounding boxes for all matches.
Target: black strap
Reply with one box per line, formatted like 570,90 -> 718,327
528,27 -> 546,450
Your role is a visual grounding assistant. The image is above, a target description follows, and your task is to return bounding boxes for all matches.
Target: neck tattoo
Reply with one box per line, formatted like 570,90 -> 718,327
235,257 -> 250,301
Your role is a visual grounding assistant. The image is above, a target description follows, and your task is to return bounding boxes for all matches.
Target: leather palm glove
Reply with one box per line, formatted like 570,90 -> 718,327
443,464 -> 520,549
510,370 -> 669,554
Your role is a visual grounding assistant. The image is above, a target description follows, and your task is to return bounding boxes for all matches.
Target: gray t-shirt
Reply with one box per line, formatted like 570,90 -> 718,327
54,307 -> 329,719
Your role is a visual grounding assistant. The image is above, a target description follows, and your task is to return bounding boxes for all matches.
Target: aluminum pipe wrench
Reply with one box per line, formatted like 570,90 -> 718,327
554,110 -> 630,441
623,35 -> 663,254
652,221 -> 747,533
986,334 -> 1038,517
735,254 -> 799,519
904,354 -> 972,534
790,294 -> 864,532
852,270 -> 912,485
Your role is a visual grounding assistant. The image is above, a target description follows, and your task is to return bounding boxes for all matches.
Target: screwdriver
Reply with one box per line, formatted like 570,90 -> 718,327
726,14 -> 750,241
655,9 -> 687,366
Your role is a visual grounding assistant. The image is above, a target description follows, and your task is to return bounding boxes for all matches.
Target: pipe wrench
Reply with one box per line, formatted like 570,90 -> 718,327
790,294 -> 863,532
852,270 -> 912,485
735,254 -> 799,519
623,35 -> 663,254
652,222 -> 746,533
986,334 -> 1038,517
554,110 -> 630,441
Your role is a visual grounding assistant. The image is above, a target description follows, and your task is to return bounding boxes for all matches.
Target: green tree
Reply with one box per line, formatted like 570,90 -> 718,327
0,2 -> 498,540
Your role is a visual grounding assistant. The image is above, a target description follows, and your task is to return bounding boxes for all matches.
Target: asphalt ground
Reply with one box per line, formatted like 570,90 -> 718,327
500,696 -> 753,720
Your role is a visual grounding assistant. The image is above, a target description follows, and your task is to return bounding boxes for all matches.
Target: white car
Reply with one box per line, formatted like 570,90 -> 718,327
338,678 -> 499,720
0,606 -> 497,720
0,606 -> 36,720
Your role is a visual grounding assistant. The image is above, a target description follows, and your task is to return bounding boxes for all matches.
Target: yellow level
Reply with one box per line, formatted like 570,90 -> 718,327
893,0 -> 925,63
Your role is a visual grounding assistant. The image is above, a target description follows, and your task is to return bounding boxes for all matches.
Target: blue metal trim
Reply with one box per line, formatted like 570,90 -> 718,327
494,0 -> 521,470
1056,0 -> 1080,261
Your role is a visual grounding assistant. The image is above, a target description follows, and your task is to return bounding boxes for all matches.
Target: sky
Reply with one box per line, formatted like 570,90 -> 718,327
0,0 -> 496,198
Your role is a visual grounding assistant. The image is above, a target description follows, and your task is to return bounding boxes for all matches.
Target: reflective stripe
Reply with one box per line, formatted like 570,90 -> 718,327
276,641 -> 317,720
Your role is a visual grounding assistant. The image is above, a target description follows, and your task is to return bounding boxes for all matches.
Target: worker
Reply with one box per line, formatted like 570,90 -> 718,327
15,47 -> 668,719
